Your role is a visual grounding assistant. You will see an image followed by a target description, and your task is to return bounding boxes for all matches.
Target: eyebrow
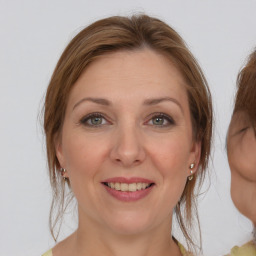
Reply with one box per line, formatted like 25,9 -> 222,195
73,97 -> 111,110
143,97 -> 183,113
73,96 -> 183,112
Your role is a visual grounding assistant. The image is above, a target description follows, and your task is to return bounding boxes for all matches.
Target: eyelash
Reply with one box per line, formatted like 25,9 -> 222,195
80,112 -> 109,127
146,112 -> 175,127
239,127 -> 249,133
79,112 -> 175,128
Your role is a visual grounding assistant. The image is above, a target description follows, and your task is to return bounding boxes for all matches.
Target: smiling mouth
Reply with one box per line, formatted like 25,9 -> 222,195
102,182 -> 154,192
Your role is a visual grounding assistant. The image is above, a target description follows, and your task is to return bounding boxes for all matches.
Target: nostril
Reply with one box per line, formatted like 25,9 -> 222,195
110,142 -> 146,167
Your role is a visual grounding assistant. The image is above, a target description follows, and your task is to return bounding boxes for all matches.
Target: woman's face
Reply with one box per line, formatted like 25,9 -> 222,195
56,49 -> 200,235
227,111 -> 256,223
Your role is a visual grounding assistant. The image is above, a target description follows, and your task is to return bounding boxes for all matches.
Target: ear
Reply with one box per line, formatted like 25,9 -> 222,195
54,134 -> 66,170
188,140 -> 201,173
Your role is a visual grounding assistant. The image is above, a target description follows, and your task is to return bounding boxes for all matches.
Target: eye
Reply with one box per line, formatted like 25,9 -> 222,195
80,113 -> 108,127
239,127 -> 249,133
147,113 -> 175,127
234,126 -> 249,136
232,126 -> 250,137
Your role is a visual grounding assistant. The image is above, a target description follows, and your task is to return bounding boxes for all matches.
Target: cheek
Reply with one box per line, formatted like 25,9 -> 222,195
148,134 -> 191,203
230,178 -> 240,214
61,133 -> 111,209
228,147 -> 240,175
62,133 -> 109,181
148,139 -> 190,216
229,133 -> 256,180
149,135 -> 191,175
241,132 -> 256,166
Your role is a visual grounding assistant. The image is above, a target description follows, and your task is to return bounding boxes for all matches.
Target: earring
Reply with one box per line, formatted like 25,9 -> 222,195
188,163 -> 195,181
60,168 -> 68,180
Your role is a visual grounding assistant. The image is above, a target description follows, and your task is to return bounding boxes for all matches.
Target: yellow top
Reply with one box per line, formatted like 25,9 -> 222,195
226,241 -> 256,256
178,242 -> 192,255
42,249 -> 52,256
42,242 -> 189,256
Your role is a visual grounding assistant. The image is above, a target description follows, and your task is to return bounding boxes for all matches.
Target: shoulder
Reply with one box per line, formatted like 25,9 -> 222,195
42,249 -> 52,256
227,241 -> 256,256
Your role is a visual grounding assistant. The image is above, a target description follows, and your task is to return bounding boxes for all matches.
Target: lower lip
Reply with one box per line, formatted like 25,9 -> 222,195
103,184 -> 154,202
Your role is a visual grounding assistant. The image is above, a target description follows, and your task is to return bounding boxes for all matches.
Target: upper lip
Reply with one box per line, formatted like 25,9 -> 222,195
102,177 -> 155,184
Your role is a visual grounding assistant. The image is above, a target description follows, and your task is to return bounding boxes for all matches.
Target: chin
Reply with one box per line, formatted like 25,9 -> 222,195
105,211 -> 154,235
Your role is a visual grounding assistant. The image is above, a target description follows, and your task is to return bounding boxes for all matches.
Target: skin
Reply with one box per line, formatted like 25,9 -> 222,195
227,111 -> 256,226
54,48 -> 201,256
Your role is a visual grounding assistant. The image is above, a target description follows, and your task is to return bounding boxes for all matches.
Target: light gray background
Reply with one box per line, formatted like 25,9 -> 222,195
1,1 -> 256,255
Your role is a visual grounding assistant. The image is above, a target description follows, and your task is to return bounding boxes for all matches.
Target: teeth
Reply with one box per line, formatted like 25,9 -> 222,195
129,183 -> 136,192
137,183 -> 142,190
107,182 -> 151,192
120,183 -> 128,192
115,183 -> 120,191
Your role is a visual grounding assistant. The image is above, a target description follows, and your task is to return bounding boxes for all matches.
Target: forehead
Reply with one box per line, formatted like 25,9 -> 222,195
68,48 -> 189,107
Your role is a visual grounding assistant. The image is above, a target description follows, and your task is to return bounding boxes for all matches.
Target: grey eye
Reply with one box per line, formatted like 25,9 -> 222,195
80,113 -> 108,127
148,113 -> 174,127
90,116 -> 103,125
152,117 -> 165,125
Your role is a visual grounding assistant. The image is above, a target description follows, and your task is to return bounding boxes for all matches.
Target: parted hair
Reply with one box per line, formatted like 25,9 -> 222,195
43,14 -> 212,252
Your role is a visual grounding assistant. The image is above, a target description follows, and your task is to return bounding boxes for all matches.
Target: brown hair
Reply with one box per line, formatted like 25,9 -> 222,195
43,14 -> 212,251
234,50 -> 256,129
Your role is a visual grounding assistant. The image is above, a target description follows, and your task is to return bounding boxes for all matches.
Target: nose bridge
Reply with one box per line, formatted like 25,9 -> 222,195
110,120 -> 146,167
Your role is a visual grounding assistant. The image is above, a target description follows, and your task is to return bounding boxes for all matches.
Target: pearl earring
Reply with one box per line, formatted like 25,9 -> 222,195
60,168 -> 68,180
188,163 -> 195,181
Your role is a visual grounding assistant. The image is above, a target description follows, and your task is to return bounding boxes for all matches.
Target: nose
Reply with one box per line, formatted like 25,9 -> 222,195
110,124 -> 146,167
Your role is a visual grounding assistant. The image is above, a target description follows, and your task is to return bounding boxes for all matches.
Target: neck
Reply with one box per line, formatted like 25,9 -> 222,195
69,208 -> 182,256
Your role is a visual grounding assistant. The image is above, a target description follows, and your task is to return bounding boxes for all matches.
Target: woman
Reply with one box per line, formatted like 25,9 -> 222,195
42,14 -> 212,256
226,50 -> 256,255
